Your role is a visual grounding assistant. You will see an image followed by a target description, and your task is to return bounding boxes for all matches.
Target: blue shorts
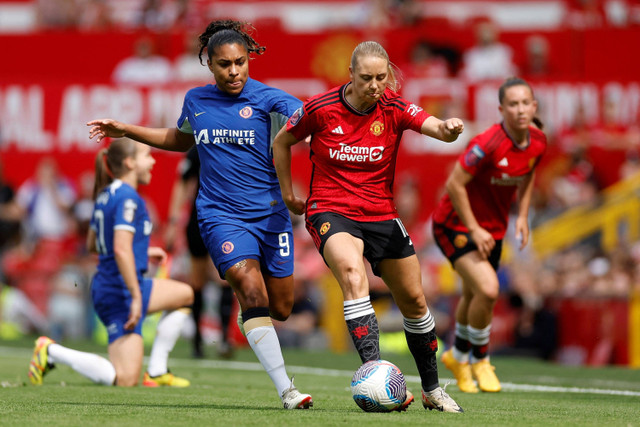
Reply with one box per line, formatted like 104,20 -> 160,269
91,276 -> 153,344
199,209 -> 294,279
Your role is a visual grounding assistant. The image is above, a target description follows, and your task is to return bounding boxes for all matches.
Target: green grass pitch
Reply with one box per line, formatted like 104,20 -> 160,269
2,336 -> 639,426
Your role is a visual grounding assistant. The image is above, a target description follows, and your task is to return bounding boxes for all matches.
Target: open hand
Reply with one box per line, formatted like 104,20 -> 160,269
87,119 -> 127,143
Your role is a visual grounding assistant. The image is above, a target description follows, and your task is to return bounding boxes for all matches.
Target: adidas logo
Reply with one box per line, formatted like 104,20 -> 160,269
498,157 -> 509,167
331,126 -> 344,135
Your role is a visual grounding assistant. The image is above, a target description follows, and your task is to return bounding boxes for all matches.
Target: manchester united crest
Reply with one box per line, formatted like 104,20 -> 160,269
370,121 -> 384,136
320,222 -> 331,235
453,234 -> 468,248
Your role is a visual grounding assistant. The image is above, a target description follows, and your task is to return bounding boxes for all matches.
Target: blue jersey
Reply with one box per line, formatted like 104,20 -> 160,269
90,179 -> 152,287
177,78 -> 302,220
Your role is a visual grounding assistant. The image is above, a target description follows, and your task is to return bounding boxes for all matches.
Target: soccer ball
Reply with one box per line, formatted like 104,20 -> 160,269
350,360 -> 408,412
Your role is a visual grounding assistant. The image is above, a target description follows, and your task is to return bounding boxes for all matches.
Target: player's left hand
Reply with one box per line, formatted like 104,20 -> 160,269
148,246 -> 168,264
514,217 -> 529,250
125,297 -> 142,330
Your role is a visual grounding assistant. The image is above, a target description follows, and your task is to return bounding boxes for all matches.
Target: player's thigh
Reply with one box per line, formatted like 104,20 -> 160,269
378,255 -> 427,318
108,333 -> 144,386
147,278 -> 194,314
323,232 -> 369,299
453,251 -> 500,300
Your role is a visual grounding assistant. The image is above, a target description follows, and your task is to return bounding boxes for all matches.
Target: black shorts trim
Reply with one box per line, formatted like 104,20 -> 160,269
432,222 -> 502,270
306,211 -> 415,276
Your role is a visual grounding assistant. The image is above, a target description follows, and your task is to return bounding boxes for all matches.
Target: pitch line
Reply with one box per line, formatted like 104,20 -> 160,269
2,346 -> 639,397
168,358 -> 640,397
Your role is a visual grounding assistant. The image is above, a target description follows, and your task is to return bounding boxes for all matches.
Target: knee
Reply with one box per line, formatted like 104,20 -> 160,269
183,286 -> 195,306
476,283 -> 499,304
398,293 -> 428,318
340,266 -> 368,298
115,373 -> 138,387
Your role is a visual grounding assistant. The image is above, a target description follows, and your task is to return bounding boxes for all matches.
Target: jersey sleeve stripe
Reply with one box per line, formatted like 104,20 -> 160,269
114,224 -> 136,233
305,89 -> 341,110
381,93 -> 407,107
306,96 -> 340,115
378,100 -> 406,111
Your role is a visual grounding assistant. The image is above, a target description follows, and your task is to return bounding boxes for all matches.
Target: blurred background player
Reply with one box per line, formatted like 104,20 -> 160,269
87,19 -> 312,409
28,138 -> 194,387
432,77 -> 546,393
165,146 -> 235,358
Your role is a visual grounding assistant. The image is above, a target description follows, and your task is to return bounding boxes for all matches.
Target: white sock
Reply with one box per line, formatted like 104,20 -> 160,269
343,295 -> 375,320
47,343 -> 115,385
245,320 -> 290,397
402,310 -> 435,334
147,310 -> 189,377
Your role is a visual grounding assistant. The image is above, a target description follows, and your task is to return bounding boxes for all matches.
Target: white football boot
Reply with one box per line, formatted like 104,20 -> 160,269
281,377 -> 313,410
422,386 -> 464,413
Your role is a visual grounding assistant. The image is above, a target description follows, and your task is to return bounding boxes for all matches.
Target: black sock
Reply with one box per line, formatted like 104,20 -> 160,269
405,329 -> 440,392
472,343 -> 489,360
192,289 -> 203,351
346,313 -> 380,363
454,335 -> 472,354
219,286 -> 233,342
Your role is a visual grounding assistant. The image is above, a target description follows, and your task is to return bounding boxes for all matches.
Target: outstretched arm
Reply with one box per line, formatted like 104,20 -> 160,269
273,126 -> 306,215
420,116 -> 464,142
87,119 -> 195,152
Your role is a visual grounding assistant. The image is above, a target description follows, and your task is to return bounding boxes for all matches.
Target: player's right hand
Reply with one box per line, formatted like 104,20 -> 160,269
87,119 -> 127,143
470,227 -> 495,259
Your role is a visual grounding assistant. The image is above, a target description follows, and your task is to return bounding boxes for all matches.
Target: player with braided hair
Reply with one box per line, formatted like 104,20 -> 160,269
88,19 -> 312,409
196,19 -> 266,60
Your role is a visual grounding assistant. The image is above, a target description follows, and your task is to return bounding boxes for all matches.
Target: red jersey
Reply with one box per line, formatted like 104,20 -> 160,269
287,84 -> 430,221
432,123 -> 547,239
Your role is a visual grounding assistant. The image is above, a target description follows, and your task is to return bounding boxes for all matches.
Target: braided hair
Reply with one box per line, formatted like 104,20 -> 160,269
197,20 -> 266,65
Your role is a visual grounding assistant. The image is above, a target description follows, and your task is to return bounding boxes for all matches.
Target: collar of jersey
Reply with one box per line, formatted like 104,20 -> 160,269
501,122 -> 530,150
340,83 -> 378,116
